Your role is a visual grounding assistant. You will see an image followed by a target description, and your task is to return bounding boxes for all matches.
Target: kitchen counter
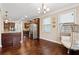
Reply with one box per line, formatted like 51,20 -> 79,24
2,31 -> 22,33
1,32 -> 21,48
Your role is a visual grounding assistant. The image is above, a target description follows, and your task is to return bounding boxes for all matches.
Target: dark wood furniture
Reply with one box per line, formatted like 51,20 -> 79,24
1,32 -> 21,48
23,31 -> 29,38
4,22 -> 15,32
23,21 -> 30,39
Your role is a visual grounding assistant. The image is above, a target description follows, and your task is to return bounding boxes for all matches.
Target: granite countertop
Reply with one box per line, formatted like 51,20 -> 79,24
2,31 -> 21,33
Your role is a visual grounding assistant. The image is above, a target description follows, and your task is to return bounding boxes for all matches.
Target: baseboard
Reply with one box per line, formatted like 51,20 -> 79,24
40,38 -> 61,44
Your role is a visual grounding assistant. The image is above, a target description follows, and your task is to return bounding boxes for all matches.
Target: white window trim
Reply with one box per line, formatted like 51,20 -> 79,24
58,9 -> 76,32
42,17 -> 52,33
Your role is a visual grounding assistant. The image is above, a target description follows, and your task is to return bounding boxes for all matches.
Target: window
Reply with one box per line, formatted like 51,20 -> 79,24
59,11 -> 75,23
42,17 -> 51,32
58,11 -> 75,31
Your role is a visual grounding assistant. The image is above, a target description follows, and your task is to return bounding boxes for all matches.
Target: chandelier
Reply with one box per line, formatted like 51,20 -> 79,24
37,3 -> 50,14
5,11 -> 9,23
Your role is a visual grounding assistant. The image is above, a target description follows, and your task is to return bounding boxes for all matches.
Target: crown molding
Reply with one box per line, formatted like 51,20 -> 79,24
38,4 -> 79,18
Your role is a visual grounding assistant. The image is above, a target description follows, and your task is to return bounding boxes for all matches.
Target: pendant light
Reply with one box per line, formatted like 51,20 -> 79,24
5,11 -> 9,23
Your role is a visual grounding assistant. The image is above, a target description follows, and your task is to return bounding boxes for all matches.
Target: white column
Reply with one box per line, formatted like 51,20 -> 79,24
0,22 -> 2,47
0,18 -> 3,47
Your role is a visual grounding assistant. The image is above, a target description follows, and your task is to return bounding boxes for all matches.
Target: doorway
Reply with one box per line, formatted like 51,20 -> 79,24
29,18 -> 40,40
23,18 -> 40,40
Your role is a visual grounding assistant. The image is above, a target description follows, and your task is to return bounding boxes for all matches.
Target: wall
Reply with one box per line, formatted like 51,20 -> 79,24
76,7 -> 79,24
40,5 -> 79,44
40,15 -> 60,43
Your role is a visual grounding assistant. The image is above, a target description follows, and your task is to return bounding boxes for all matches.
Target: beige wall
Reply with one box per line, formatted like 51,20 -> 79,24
40,15 -> 60,43
76,7 -> 79,24
40,6 -> 79,44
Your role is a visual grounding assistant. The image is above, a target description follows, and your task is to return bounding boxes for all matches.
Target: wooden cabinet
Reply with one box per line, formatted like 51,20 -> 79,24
23,31 -> 29,37
4,22 -> 15,32
1,32 -> 21,48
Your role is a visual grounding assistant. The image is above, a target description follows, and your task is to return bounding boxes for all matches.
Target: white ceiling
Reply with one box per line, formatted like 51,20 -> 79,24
0,3 -> 79,20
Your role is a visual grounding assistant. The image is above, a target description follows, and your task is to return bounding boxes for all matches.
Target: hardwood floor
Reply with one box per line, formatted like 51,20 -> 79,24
0,38 -> 78,55
0,38 -> 69,55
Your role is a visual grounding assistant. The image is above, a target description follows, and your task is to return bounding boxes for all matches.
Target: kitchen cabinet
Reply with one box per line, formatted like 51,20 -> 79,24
1,32 -> 21,48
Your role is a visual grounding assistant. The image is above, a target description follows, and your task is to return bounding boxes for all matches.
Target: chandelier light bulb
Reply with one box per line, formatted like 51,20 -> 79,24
5,19 -> 8,23
46,8 -> 50,11
44,11 -> 46,14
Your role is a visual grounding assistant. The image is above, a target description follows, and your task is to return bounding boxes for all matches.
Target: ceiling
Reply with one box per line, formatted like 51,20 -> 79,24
0,3 -> 79,20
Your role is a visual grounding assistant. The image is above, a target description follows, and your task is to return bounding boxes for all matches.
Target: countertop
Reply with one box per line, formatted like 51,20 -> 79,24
2,31 -> 21,33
